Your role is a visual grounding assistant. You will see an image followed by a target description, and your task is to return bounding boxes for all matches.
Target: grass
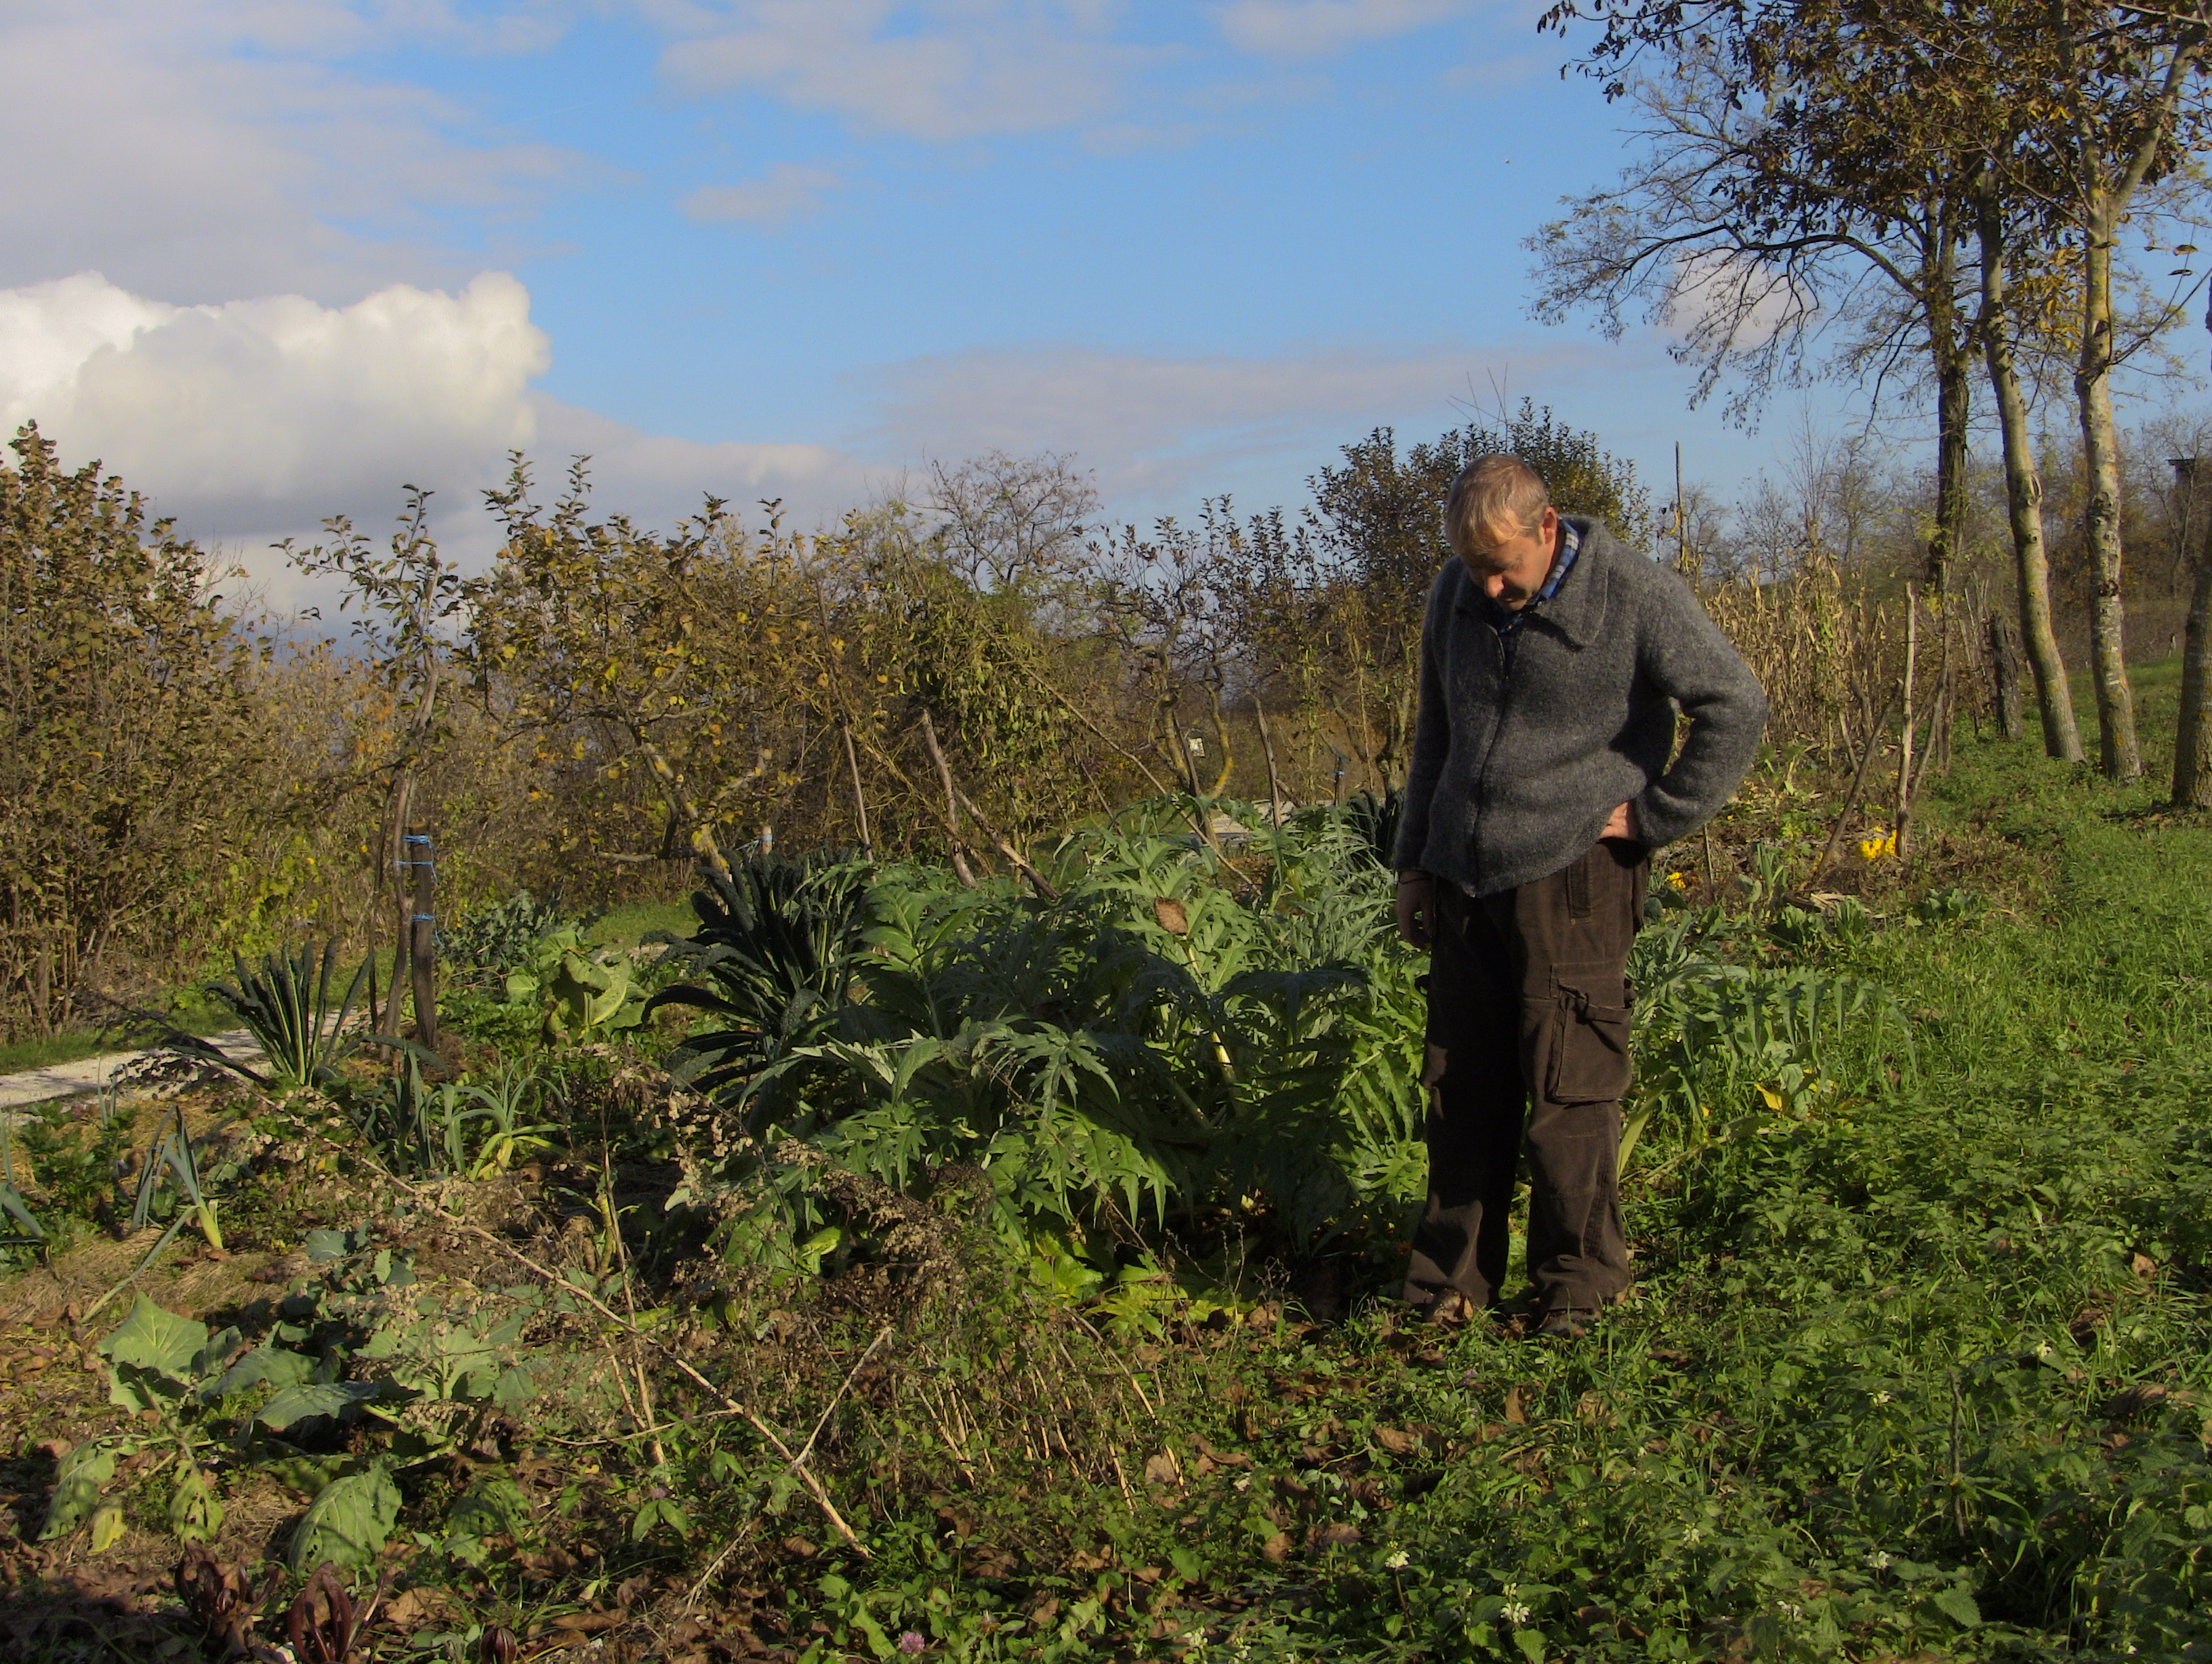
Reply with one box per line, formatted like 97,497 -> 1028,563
0,896 -> 692,1079
712,733 -> 2210,1662
1,724 -> 2208,1661
587,896 -> 695,952
0,993 -> 236,1077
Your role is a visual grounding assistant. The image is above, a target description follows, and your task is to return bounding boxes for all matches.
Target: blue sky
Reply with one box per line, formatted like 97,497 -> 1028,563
0,1 -> 1877,570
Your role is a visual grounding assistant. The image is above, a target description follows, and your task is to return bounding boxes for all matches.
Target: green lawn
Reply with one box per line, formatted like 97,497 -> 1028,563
737,733 -> 2212,1661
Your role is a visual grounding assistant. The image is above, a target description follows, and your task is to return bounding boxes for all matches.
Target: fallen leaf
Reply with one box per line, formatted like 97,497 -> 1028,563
379,1588 -> 441,1629
2132,1253 -> 2158,1280
1372,1426 -> 1419,1456
550,1610 -> 624,1633
1504,1387 -> 1528,1425
1194,1437 -> 1249,1468
2100,1383 -> 2168,1420
1261,1532 -> 1294,1562
1143,1451 -> 1182,1486
1307,1521 -> 1361,1550
88,1505 -> 126,1554
1153,897 -> 1189,936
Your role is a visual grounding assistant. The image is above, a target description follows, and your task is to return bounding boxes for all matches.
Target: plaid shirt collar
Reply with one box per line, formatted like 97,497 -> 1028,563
1481,520 -> 1581,634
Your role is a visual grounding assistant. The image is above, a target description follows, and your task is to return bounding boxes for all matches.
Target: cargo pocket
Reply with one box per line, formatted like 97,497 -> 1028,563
1546,963 -> 1633,1104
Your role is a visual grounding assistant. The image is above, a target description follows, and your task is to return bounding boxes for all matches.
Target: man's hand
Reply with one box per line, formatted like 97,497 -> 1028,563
1395,871 -> 1435,949
1600,800 -> 1639,843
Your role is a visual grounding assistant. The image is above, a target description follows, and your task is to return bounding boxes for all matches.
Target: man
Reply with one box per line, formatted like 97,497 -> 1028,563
1395,455 -> 1764,1339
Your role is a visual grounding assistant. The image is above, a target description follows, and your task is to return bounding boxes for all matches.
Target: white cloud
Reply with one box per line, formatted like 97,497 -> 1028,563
1214,0 -> 1475,56
0,271 -> 550,533
0,268 -> 1629,608
684,163 -> 845,225
651,1 -> 1158,141
861,340 -> 1529,506
0,270 -> 861,605
0,3 -> 579,301
1664,250 -> 1811,350
529,396 -> 858,525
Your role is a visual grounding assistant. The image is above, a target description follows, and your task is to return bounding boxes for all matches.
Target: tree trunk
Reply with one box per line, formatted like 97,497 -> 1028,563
1927,287 -> 1971,594
1977,203 -> 2083,762
1986,612 -> 2024,741
2176,541 -> 2212,808
2075,215 -> 2142,778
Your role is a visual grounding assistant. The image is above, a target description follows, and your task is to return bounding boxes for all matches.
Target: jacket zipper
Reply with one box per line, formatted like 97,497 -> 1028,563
1469,623 -> 1517,883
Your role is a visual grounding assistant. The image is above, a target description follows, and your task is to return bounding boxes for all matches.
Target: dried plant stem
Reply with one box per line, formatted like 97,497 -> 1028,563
1254,698 -> 1286,829
1811,690 -> 1901,886
1062,1316 -> 1160,1421
839,721 -> 872,852
373,1169 -> 866,1554
795,1326 -> 894,1471
917,709 -> 1061,898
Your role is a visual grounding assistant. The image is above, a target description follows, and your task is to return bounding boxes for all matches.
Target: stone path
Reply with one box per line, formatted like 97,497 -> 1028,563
0,1031 -> 260,1110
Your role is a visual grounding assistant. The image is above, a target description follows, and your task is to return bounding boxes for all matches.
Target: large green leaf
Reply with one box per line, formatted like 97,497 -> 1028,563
0,1180 -> 45,1244
445,1474 -> 529,1539
167,1465 -> 224,1545
40,1440 -> 117,1539
205,1341 -> 316,1402
99,1294 -> 207,1380
259,1380 -> 386,1430
289,1465 -> 401,1572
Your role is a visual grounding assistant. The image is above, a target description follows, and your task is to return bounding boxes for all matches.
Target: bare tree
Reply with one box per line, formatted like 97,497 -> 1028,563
2043,2 -> 2211,778
926,450 -> 1098,601
1527,33 -> 1982,589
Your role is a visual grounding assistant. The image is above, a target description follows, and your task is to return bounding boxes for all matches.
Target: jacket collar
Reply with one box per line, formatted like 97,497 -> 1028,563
1450,514 -> 1613,649
1527,515 -> 1610,649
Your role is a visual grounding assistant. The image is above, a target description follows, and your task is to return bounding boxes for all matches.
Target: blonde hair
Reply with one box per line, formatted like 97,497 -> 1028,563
1443,455 -> 1550,561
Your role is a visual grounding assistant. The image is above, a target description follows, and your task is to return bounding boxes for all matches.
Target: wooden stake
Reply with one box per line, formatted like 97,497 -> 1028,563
840,720 -> 872,852
384,775 -> 415,1039
918,709 -> 980,888
1254,698 -> 1285,829
1894,587 -> 1921,862
406,824 -> 438,1048
1811,689 -> 1901,885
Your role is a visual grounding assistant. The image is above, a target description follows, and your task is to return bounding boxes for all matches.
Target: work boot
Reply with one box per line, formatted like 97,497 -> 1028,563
1534,1308 -> 1593,1342
1425,1289 -> 1477,1329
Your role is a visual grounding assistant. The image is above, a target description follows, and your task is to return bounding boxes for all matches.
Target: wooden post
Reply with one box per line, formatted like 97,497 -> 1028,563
406,825 -> 438,1048
1894,589 -> 1921,862
383,776 -> 415,1040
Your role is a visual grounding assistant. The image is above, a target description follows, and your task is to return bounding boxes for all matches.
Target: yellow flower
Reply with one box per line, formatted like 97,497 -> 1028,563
1666,870 -> 1691,892
1858,827 -> 1898,860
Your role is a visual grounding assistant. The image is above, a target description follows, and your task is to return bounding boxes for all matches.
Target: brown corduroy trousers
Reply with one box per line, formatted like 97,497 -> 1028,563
1402,837 -> 1647,1317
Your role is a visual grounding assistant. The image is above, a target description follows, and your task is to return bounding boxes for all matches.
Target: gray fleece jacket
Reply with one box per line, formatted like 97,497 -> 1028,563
1393,516 -> 1765,896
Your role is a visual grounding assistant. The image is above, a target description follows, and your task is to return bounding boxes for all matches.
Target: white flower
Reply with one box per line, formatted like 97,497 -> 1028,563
1682,1526 -> 1704,1545
1502,1602 -> 1533,1627
1872,1390 -> 1892,1405
1865,1550 -> 1891,1571
1779,1602 -> 1803,1619
1383,1550 -> 1410,1571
